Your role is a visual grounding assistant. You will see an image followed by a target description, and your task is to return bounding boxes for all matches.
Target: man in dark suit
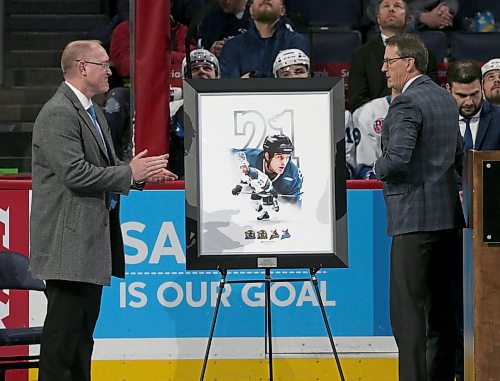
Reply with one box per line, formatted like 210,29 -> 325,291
447,59 -> 500,151
374,33 -> 465,381
30,40 -> 176,381
348,0 -> 438,112
446,59 -> 500,381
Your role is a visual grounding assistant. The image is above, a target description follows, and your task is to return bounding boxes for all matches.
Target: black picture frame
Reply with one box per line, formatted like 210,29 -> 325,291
184,78 -> 347,270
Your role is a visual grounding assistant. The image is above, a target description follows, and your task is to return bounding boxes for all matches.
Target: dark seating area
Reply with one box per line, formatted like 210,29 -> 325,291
1,0 -> 500,174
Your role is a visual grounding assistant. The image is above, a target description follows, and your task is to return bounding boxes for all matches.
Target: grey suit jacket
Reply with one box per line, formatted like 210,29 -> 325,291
375,75 -> 465,236
30,82 -> 132,285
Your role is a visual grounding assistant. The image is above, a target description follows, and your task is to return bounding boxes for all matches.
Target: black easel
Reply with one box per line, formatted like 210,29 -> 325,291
199,267 -> 346,381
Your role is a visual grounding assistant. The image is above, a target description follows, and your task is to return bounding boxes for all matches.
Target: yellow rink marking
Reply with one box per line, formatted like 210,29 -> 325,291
32,358 -> 398,380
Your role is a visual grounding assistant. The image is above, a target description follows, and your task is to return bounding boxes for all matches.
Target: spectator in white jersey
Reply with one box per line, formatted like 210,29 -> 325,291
353,88 -> 400,179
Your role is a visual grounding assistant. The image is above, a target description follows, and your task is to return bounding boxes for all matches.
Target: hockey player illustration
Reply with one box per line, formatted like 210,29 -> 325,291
232,134 -> 303,208
232,152 -> 279,221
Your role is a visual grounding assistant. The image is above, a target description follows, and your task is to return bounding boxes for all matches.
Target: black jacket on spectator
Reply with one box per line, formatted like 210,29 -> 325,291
171,0 -> 205,28
197,2 -> 252,51
348,36 -> 439,112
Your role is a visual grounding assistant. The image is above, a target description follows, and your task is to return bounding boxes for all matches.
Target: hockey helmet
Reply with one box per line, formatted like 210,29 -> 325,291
273,49 -> 310,78
234,151 -> 249,167
263,134 -> 294,155
181,49 -> 220,78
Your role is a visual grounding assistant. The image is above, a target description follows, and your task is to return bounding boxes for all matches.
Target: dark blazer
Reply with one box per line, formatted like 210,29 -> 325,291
348,36 -> 439,112
30,82 -> 132,285
474,100 -> 500,150
375,75 -> 465,236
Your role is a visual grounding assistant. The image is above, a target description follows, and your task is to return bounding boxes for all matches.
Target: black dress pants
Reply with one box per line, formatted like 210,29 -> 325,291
390,229 -> 460,381
38,280 -> 103,381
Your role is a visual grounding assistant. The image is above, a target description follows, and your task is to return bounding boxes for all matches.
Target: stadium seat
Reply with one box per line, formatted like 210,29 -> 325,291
286,0 -> 362,29
449,32 -> 500,61
0,251 -> 45,381
306,28 -> 362,65
417,31 -> 448,63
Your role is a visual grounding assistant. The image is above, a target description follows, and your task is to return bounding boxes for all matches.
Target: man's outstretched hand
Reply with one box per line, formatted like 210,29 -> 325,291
129,149 -> 177,183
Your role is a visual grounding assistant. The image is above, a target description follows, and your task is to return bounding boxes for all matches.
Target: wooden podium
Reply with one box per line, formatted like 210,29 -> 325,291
463,150 -> 500,381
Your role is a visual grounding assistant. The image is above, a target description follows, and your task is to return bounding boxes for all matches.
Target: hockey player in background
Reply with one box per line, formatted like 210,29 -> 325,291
353,87 -> 400,179
232,151 -> 279,221
273,48 -> 357,178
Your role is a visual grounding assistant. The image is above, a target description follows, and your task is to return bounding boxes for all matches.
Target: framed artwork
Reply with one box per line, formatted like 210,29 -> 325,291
184,78 -> 347,270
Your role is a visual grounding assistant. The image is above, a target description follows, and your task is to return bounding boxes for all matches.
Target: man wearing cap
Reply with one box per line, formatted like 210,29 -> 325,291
170,49 -> 220,178
482,58 -> 500,107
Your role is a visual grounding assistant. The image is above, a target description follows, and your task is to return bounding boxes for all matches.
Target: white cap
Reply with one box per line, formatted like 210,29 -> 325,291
481,58 -> 500,76
273,49 -> 310,77
181,49 -> 220,78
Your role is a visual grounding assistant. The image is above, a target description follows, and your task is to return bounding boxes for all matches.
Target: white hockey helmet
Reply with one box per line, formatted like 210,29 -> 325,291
481,58 -> 500,77
181,49 -> 220,78
234,151 -> 249,167
273,49 -> 310,78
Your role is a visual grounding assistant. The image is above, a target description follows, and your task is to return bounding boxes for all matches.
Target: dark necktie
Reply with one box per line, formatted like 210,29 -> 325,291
463,117 -> 473,150
87,105 -> 118,209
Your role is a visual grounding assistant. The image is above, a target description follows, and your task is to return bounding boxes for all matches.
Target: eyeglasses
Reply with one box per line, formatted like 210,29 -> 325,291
75,60 -> 111,69
382,56 -> 411,67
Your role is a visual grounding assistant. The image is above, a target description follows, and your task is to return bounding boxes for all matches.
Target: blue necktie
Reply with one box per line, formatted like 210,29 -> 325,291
87,105 -> 118,210
463,117 -> 473,150
87,105 -> 101,136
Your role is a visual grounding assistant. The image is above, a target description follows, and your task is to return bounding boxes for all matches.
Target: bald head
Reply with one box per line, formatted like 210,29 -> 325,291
61,39 -> 111,99
61,40 -> 103,77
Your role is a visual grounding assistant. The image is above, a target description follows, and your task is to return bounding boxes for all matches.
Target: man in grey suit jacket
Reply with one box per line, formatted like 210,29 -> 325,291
30,40 -> 176,381
374,34 -> 465,381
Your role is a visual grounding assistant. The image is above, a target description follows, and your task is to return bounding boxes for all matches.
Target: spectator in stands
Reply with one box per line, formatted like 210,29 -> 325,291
219,0 -> 308,78
172,15 -> 197,64
104,12 -> 194,161
170,49 -> 220,178
481,58 -> 500,107
365,0 -> 459,32
447,59 -> 500,151
353,88 -> 400,179
197,0 -> 252,57
103,19 -> 132,161
272,48 -> 309,78
272,48 -> 357,177
171,0 -> 205,27
349,0 -> 438,112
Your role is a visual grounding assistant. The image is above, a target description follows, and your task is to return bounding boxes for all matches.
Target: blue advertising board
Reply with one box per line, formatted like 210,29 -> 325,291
96,189 -> 392,341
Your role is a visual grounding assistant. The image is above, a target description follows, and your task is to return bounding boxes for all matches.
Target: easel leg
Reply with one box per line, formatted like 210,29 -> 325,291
265,268 -> 274,381
310,268 -> 346,381
200,268 -> 227,381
